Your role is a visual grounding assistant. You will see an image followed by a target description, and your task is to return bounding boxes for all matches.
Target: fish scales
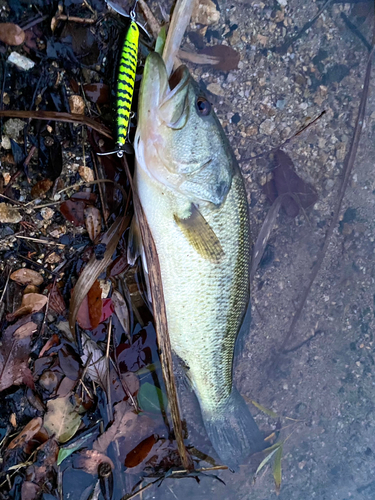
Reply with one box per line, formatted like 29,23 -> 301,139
134,52 -> 264,468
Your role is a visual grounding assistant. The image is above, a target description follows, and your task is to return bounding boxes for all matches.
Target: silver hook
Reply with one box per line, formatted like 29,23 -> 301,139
106,0 -> 151,39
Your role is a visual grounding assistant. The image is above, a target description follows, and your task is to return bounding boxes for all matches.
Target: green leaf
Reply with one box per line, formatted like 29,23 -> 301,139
57,430 -> 97,466
155,26 -> 166,55
137,382 -> 168,414
249,399 -> 279,418
273,443 -> 283,495
255,445 -> 279,476
44,395 -> 81,444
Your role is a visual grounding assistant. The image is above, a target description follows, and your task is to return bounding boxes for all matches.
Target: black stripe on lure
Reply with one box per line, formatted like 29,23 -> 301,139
98,0 -> 149,158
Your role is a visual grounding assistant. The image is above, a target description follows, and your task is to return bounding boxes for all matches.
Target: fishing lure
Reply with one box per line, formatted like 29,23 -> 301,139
99,0 -> 147,157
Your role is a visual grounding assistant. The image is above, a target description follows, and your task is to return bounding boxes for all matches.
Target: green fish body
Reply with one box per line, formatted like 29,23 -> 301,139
134,52 -> 264,467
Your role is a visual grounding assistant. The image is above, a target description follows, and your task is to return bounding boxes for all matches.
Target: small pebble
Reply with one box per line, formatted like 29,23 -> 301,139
7,51 -> 35,70
259,119 -> 275,135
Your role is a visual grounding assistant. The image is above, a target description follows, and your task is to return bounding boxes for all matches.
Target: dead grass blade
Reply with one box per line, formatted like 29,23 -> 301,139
0,110 -> 113,139
68,215 -> 130,339
121,157 -> 192,471
280,44 -> 375,353
273,443 -> 283,495
162,0 -> 196,76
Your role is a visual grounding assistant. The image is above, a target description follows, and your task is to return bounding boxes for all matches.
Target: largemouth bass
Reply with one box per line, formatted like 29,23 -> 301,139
134,52 -> 264,467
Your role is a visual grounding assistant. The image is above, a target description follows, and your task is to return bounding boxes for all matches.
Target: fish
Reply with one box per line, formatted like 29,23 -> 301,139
133,51 -> 265,468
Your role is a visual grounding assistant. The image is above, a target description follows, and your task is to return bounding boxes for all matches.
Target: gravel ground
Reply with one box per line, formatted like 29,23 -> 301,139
145,0 -> 375,499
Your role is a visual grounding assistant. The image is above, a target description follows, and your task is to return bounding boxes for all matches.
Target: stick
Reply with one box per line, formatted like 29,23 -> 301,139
121,157 -> 192,471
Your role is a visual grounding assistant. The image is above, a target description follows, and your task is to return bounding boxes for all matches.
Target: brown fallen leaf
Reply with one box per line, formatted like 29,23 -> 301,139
85,206 -> 102,242
24,285 -> 40,294
93,401 -> 156,460
0,202 -> 22,223
7,417 -> 48,454
20,481 -> 39,500
75,449 -> 114,475
0,23 -> 25,46
7,293 -> 48,321
60,199 -> 86,226
125,434 -> 157,468
199,45 -> 240,71
76,279 -> 102,330
31,179 -> 53,199
83,83 -> 109,105
46,283 -> 66,315
0,317 -> 37,392
39,334 -> 60,357
43,395 -> 81,443
10,268 -> 43,286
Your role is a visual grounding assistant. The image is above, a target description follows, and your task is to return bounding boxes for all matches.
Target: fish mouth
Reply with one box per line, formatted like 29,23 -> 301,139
159,65 -> 190,129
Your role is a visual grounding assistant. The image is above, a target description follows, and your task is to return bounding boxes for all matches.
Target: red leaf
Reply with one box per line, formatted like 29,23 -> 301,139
60,199 -> 86,226
77,283 -> 113,330
125,435 -> 157,468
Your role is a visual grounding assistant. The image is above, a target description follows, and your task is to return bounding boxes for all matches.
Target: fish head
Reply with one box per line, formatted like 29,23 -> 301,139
135,52 -> 234,206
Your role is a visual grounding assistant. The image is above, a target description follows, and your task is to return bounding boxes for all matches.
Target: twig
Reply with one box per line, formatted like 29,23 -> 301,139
14,235 -> 65,248
106,317 -> 114,422
121,156 -> 192,471
341,13 -> 372,52
138,0 -> 160,39
0,110 -> 113,139
280,44 -> 375,353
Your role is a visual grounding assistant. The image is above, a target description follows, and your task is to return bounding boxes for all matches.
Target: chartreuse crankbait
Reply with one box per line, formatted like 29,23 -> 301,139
98,0 -> 149,158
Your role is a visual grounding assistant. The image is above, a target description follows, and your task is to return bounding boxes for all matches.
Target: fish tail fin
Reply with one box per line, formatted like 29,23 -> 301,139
202,387 -> 265,470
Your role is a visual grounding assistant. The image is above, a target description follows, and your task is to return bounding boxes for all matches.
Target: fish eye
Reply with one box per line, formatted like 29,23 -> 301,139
196,96 -> 211,116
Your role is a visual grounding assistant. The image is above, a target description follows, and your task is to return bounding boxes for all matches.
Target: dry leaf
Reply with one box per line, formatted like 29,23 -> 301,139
69,215 -> 129,336
84,206 -> 101,242
0,23 -> 25,46
75,449 -> 114,475
125,434 -> 157,468
0,318 -> 37,392
10,268 -> 43,286
81,334 -> 108,390
192,0 -> 220,25
31,179 -> 53,198
46,284 -> 66,315
24,285 -> 40,294
7,293 -> 48,321
199,45 -> 240,71
60,199 -> 86,226
0,202 -> 22,223
7,417 -> 48,454
111,290 -> 130,338
93,401 -> 156,459
44,395 -> 81,443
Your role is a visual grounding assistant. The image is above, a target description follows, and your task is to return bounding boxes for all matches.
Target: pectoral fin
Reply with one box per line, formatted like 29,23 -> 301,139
174,204 -> 224,263
127,215 -> 152,303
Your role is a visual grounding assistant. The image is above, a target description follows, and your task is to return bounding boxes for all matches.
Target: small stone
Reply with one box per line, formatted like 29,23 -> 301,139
45,252 -> 61,264
207,82 -> 225,96
1,136 -> 11,150
78,166 -> 95,182
2,173 -> 11,185
69,95 -> 85,115
259,119 -> 275,135
3,118 -> 25,139
0,203 -> 22,223
192,0 -> 220,25
40,207 -> 55,220
257,34 -> 269,46
7,51 -> 35,70
276,99 -> 286,109
246,125 -> 258,136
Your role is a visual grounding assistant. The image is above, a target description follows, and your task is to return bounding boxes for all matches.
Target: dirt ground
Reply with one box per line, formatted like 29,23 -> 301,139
1,0 -> 375,499
145,0 -> 375,499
